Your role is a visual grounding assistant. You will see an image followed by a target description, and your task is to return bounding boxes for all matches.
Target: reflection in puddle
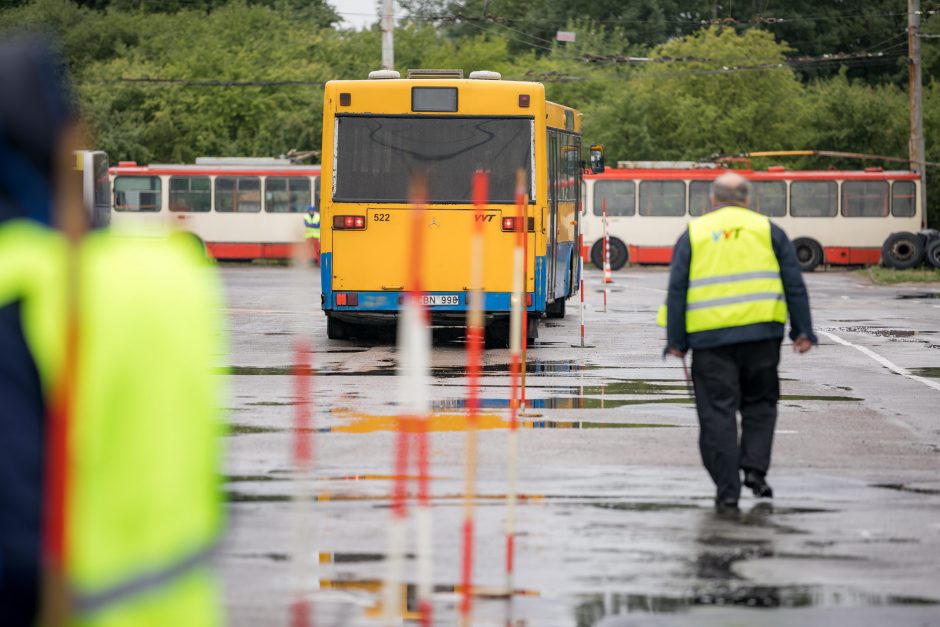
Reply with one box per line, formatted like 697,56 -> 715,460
575,588 -> 938,624
328,410 -> 683,433
911,367 -> 940,378
872,482 -> 940,496
894,292 -> 940,300
222,360 -> 601,378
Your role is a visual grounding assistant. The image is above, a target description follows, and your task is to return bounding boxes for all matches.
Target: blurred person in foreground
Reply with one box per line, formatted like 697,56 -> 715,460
661,172 -> 816,512
0,37 -> 225,626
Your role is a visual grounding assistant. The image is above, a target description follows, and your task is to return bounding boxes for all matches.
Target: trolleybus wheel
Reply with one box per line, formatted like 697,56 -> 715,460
327,315 -> 349,340
589,238 -> 628,271
546,297 -> 566,319
792,237 -> 823,272
882,232 -> 925,269
925,239 -> 940,269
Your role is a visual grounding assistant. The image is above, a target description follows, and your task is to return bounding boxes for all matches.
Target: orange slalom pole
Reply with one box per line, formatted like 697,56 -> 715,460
460,171 -> 487,624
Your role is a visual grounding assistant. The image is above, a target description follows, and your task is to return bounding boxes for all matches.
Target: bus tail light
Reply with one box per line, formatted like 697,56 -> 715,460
334,215 -> 365,230
526,294 -> 533,306
501,217 -> 534,232
336,293 -> 358,306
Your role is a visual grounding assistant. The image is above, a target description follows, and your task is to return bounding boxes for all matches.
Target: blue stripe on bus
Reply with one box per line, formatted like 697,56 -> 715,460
324,255 -> 549,313
320,252 -> 333,310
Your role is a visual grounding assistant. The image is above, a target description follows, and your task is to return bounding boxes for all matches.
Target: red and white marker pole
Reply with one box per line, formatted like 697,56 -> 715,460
290,238 -> 316,627
505,170 -> 525,595
460,171 -> 488,626
579,233 -> 586,347
384,179 -> 434,626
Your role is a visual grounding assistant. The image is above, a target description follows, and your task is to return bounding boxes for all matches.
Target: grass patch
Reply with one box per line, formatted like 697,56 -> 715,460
858,266 -> 940,284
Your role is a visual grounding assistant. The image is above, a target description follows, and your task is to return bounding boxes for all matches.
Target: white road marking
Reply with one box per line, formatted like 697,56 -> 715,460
818,329 -> 940,393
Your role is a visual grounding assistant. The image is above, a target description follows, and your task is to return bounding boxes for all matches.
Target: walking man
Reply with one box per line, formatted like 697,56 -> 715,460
304,203 -> 321,265
664,172 -> 816,511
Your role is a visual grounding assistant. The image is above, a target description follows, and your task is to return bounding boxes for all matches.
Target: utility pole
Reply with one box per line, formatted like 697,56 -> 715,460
382,0 -> 394,71
909,0 -> 927,228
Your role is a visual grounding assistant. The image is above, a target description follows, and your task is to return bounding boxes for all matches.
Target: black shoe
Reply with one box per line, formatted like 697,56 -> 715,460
744,471 -> 773,498
715,497 -> 739,513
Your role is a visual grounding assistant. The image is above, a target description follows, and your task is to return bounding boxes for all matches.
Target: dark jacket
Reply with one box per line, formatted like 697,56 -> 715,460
666,214 -> 817,352
0,38 -> 76,626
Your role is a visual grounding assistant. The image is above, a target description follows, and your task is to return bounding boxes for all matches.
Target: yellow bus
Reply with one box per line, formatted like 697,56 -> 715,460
319,69 -> 600,346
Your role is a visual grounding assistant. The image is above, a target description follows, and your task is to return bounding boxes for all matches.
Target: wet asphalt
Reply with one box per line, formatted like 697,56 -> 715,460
217,264 -> 940,626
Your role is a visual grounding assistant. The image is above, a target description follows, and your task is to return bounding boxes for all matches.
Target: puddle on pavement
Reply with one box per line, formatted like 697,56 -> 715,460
431,396 -> 692,410
227,474 -> 287,483
222,359 -> 601,378
911,367 -> 940,378
574,588 -> 938,622
872,482 -> 940,496
228,424 -> 283,435
895,291 -> 940,300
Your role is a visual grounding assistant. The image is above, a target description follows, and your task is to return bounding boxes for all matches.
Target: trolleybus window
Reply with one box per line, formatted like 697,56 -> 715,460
790,181 -> 837,217
689,180 -> 710,216
891,181 -> 916,217
334,116 -> 532,203
215,176 -> 261,213
842,181 -> 888,217
169,176 -> 211,213
753,181 -> 787,217
265,176 -> 311,213
594,180 -> 635,216
114,176 -> 161,212
639,180 -> 685,216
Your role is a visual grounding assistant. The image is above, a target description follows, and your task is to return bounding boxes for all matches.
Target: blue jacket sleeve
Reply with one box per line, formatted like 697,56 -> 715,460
666,230 -> 691,352
771,224 -> 817,344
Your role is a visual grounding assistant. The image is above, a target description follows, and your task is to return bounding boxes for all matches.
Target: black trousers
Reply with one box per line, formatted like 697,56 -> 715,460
690,338 -> 781,502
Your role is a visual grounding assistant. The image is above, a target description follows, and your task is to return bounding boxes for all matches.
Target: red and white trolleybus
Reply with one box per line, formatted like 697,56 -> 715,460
582,162 -> 925,271
109,158 -> 320,259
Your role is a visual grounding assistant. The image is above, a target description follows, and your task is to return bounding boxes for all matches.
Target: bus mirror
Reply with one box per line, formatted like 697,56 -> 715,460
590,144 -> 605,173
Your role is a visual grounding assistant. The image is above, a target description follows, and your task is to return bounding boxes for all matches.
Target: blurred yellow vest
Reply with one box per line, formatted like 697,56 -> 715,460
0,221 -> 224,627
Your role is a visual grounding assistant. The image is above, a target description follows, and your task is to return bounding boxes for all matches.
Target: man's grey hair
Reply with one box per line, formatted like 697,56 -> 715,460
711,172 -> 751,207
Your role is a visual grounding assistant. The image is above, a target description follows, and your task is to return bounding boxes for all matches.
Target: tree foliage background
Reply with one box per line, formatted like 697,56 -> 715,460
2,0 -> 940,225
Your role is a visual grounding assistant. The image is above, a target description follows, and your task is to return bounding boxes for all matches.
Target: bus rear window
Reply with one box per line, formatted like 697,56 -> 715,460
842,181 -> 888,217
114,176 -> 161,212
639,180 -> 685,216
170,176 -> 211,213
891,181 -> 916,217
334,116 -> 532,203
593,180 -> 635,216
790,181 -> 836,217
265,176 -> 311,213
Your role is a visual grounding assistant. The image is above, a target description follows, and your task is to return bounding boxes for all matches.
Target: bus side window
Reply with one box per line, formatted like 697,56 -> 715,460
114,176 -> 161,212
891,181 -> 916,217
753,181 -> 787,217
790,181 -> 837,217
169,176 -> 211,213
689,180 -> 710,216
216,176 -> 261,213
314,177 -> 321,209
639,180 -> 685,217
842,181 -> 888,217
594,180 -> 635,217
265,177 -> 310,213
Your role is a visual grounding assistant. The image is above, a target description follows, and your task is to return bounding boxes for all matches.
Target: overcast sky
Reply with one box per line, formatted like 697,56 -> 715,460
332,0 -> 405,30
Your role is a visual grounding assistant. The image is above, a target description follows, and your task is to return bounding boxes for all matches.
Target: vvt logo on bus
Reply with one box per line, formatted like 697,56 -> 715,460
475,214 -> 496,223
711,227 -> 743,242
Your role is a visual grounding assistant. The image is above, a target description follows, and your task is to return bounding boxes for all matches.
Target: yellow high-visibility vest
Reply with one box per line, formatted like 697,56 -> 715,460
685,206 -> 786,333
0,222 -> 224,627
304,211 -> 320,239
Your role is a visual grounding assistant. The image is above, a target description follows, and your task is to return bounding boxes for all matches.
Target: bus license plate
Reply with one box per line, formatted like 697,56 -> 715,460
422,294 -> 460,306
